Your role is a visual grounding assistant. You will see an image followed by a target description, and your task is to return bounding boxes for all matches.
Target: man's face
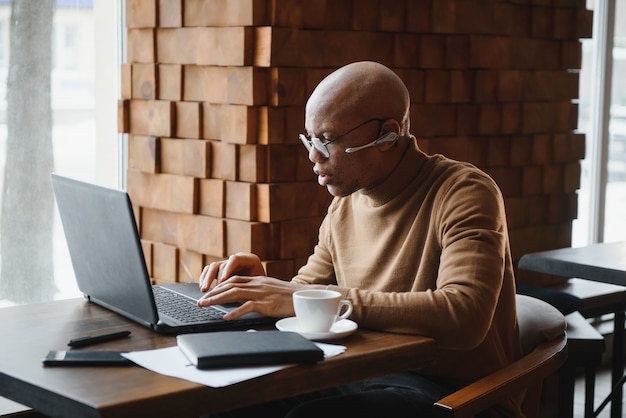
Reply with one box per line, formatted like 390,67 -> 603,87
302,116 -> 386,197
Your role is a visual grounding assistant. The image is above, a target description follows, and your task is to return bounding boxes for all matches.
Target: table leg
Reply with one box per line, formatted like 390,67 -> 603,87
610,310 -> 624,418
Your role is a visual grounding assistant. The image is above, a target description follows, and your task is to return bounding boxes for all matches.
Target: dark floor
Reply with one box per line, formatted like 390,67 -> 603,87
574,365 -> 623,418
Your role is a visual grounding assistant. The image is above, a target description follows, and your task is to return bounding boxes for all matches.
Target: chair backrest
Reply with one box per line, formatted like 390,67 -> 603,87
432,294 -> 567,418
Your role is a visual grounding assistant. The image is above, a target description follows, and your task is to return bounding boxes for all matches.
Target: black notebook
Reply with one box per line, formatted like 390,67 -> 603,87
176,331 -> 325,369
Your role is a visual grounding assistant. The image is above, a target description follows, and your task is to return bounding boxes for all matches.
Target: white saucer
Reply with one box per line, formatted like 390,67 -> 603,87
275,317 -> 358,341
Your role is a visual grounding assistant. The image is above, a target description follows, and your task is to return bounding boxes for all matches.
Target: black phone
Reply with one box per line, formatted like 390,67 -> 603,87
42,350 -> 133,367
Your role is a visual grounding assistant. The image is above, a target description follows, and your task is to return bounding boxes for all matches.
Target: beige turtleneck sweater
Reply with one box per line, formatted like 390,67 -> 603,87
293,140 -> 522,416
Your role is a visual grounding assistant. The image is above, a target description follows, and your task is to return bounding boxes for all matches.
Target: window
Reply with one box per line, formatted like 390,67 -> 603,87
574,0 -> 626,245
0,0 -> 122,306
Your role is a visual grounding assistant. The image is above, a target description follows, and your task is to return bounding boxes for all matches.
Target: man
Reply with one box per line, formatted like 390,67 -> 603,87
198,61 -> 522,417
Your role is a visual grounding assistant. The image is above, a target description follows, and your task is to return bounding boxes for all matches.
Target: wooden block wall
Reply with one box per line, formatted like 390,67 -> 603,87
120,0 -> 592,286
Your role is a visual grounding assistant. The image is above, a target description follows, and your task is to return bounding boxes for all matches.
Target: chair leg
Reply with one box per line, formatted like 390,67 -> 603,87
583,365 -> 596,418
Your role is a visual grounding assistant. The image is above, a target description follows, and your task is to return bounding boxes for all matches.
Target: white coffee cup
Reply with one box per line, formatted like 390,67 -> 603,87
292,289 -> 353,333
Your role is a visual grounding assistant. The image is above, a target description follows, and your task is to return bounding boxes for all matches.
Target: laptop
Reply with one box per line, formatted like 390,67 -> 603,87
51,173 -> 274,334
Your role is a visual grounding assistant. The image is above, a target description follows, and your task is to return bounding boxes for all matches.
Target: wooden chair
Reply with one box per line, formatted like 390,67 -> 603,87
432,294 -> 568,418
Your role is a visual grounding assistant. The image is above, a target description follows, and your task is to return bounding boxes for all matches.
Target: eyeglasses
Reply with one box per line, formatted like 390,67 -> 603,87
299,118 -> 395,158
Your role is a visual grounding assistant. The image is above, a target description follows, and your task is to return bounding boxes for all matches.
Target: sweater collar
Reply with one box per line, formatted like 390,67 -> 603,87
358,140 -> 428,206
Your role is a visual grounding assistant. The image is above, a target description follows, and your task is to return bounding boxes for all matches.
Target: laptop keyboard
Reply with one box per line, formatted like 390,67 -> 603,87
153,286 -> 225,323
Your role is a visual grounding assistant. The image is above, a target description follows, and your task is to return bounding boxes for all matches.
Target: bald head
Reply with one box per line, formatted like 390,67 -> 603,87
306,61 -> 411,135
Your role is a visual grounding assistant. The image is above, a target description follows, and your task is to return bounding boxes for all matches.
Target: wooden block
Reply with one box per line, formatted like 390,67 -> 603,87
445,35 -> 470,69
270,67 -> 306,106
222,105 -> 257,144
554,133 -> 585,163
497,70 -> 522,102
364,31 -> 394,65
285,106 -> 305,146
564,162 -> 581,192
186,214 -> 225,258
178,249 -> 203,283
175,101 -> 202,139
379,0 -> 405,32
296,149 -> 315,181
530,6 -> 552,39
256,182 -> 298,223
324,0 -> 352,29
127,29 -> 155,63
576,7 -> 594,39
406,0 -> 432,32
141,239 -> 153,278
160,138 -> 209,178
487,136 -> 511,167
548,193 -> 576,224
160,138 -> 184,175
431,0 -> 456,33
394,33 -> 421,68
270,0 -> 303,27
469,35 -> 510,69
351,0 -> 379,30
510,135 -> 533,167
126,0 -> 157,28
183,65 -> 228,103
129,100 -> 173,137
158,64 -> 182,101
183,139 -> 210,178
159,0 -> 182,27
501,103 -> 522,134
419,34 -> 446,68
278,218 -> 320,259
477,103 -> 501,134
561,40 -> 582,70
118,100 -> 130,133
202,103 -> 223,140
258,106 -> 285,145
395,69 -> 425,103
298,30 -> 325,68
267,145 -> 298,182
128,134 -> 160,173
522,166 -> 543,195
474,70 -> 498,103
140,207 -> 180,246
542,164 -> 564,194
227,67 -> 269,106
184,0 -> 268,26
156,28 -> 200,64
211,141 -> 238,180
321,31 -> 363,68
254,26 -> 298,67
424,70 -> 449,103
553,6 -> 576,39
127,170 -> 198,214
152,242 -> 179,283
531,134 -> 553,165
454,104 -> 479,136
225,219 -> 271,260
132,63 -> 157,100
121,64 -> 132,99
239,144 -> 268,183
449,70 -> 472,103
225,181 -> 257,221
511,4 -> 531,37
411,104 -> 456,137
214,27 -> 254,67
484,167 -> 522,197
199,178 -> 225,218
262,259 -> 296,282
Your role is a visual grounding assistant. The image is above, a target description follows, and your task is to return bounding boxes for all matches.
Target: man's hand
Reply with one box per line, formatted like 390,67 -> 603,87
197,275 -> 309,320
199,252 -> 266,292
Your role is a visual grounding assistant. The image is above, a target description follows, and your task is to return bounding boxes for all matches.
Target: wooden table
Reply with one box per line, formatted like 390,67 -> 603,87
518,241 -> 626,418
0,298 -> 436,418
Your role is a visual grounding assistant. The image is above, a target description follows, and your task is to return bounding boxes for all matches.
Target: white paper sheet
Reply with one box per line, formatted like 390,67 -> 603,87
122,342 -> 346,388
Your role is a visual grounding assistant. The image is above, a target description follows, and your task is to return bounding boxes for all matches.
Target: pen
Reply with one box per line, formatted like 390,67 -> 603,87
67,330 -> 131,348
